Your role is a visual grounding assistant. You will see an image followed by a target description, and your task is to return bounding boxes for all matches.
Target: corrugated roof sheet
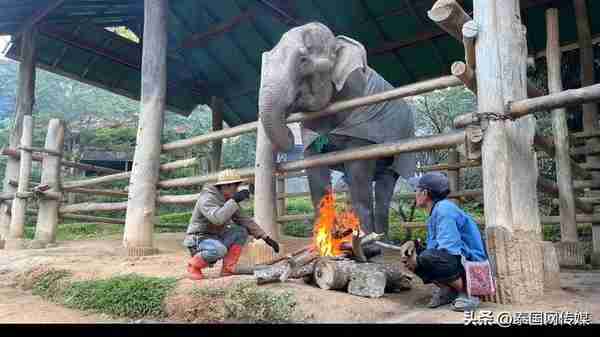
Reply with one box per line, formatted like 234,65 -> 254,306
1,0 -> 599,127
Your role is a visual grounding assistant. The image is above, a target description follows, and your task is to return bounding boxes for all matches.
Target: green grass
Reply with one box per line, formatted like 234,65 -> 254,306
62,274 -> 177,319
23,223 -> 123,241
190,281 -> 298,323
30,269 -> 71,301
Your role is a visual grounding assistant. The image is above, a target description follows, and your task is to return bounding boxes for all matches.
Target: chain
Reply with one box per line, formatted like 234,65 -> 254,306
478,111 -> 516,122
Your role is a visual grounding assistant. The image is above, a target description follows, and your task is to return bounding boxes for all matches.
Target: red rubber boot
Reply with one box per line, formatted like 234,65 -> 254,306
187,255 -> 209,280
221,244 -> 243,276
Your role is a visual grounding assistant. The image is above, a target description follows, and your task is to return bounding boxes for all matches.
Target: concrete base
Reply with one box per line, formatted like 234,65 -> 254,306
542,242 -> 561,290
4,238 -> 27,250
485,227 -> 544,304
238,239 -> 285,270
554,241 -> 586,267
126,246 -> 158,257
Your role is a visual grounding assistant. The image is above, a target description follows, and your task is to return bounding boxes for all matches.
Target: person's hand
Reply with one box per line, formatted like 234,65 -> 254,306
263,236 -> 280,253
233,190 -> 250,203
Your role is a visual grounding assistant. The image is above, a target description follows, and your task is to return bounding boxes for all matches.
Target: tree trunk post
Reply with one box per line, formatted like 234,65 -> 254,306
0,27 -> 36,247
546,8 -> 580,268
447,148 -> 460,205
210,96 -> 224,172
474,0 -> 544,304
32,119 -> 65,246
5,116 -> 34,250
123,0 -> 168,257
574,0 -> 600,267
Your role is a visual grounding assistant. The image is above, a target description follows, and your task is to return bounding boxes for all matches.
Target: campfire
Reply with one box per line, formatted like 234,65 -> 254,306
254,189 -> 413,298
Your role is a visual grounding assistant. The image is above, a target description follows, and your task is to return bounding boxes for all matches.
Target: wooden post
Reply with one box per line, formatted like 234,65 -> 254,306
5,116 -> 34,249
474,0 -> 544,304
546,8 -> 579,268
123,0 -> 168,257
574,0 -> 600,267
210,96 -> 223,172
0,27 -> 36,246
447,148 -> 460,205
32,119 -> 65,246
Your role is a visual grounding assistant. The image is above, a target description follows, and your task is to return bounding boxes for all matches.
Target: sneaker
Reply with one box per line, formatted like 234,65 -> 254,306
451,293 -> 481,312
427,286 -> 458,308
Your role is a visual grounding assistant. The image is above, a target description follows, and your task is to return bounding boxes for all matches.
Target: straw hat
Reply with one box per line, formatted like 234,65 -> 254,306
214,169 -> 247,186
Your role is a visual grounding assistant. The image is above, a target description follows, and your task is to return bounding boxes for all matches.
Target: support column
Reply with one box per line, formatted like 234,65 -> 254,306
210,96 -> 223,172
276,175 -> 286,217
32,119 -> 65,247
0,27 -> 36,247
475,0 -> 544,304
447,148 -> 460,205
5,115 -> 34,250
574,0 -> 600,267
547,8 -> 581,267
123,0 -> 168,256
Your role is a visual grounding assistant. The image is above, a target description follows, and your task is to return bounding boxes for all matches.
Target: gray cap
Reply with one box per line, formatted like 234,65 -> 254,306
413,172 -> 450,196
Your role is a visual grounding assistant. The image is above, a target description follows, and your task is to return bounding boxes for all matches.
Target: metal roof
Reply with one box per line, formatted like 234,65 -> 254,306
1,0 -> 599,127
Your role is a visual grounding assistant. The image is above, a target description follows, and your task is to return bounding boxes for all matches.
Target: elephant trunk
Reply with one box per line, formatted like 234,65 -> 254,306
259,59 -> 296,153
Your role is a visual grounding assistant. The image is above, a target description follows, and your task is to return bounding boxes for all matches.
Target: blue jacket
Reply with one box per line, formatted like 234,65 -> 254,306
425,199 -> 488,262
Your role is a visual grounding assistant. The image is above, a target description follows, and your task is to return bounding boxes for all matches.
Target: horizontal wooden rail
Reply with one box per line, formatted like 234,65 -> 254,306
417,160 -> 480,172
60,213 -> 125,225
537,177 -> 594,213
571,130 -> 600,140
454,83 -> 600,128
162,75 -> 463,152
2,147 -> 121,174
59,201 -> 128,213
62,187 -> 129,197
533,133 -> 592,179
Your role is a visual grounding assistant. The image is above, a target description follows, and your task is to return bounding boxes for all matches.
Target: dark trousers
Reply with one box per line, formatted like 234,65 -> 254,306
414,249 -> 464,285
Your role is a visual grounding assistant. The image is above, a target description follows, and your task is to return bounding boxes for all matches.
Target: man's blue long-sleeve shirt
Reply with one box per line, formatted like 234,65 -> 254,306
425,199 -> 487,262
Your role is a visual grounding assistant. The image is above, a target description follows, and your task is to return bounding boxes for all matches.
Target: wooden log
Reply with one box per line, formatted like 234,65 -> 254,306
17,145 -> 62,157
474,0 -> 543,304
157,193 -> 200,205
158,158 -> 199,172
1,27 -> 36,242
210,96 -> 223,172
60,213 -> 125,225
279,131 -> 466,173
1,147 -> 122,174
447,148 -> 460,205
546,8 -> 578,243
34,119 -> 65,244
62,172 -> 131,189
313,258 -> 412,292
157,167 -> 254,189
571,130 -> 600,140
427,0 -> 471,41
418,160 -> 481,172
538,177 -> 593,213
452,61 -> 476,93
63,187 -> 129,197
8,115 -> 34,243
161,75 -> 463,152
276,176 -> 286,217
462,20 -> 478,70
533,134 -> 591,179
255,260 -> 316,285
59,201 -> 128,213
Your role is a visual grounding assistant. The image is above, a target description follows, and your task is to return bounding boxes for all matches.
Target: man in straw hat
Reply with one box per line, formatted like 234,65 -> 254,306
183,169 -> 280,280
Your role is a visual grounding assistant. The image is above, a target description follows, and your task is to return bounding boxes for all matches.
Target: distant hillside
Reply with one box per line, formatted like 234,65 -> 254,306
0,59 -> 16,120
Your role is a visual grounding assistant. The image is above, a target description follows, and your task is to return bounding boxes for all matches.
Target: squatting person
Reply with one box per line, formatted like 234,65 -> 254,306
182,169 -> 280,280
403,172 -> 488,311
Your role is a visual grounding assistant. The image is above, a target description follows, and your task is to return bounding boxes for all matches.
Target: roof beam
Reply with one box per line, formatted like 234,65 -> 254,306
13,0 -> 67,38
180,10 -> 254,49
368,30 -> 447,56
256,0 -> 301,26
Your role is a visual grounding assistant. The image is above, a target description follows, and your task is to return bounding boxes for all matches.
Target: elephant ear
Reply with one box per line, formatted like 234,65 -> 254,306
332,36 -> 368,92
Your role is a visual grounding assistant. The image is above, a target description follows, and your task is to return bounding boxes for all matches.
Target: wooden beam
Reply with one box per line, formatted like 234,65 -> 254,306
180,11 -> 253,49
13,0 -> 66,39
546,8 -> 578,242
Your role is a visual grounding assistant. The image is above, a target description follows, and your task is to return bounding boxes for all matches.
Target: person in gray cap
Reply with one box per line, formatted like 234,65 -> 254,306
403,172 -> 487,311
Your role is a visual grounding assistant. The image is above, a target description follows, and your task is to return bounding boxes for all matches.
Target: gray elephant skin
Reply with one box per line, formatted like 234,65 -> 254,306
258,22 -> 415,237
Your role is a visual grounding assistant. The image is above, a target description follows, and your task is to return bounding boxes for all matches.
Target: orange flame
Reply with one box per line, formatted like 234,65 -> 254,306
313,188 -> 360,257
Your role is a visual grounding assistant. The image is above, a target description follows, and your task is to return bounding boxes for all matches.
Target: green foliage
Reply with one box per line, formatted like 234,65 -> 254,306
80,127 -> 137,151
282,221 -> 312,237
159,212 -> 192,225
62,274 -> 177,318
286,197 -> 313,215
31,269 -> 71,301
222,281 -> 297,323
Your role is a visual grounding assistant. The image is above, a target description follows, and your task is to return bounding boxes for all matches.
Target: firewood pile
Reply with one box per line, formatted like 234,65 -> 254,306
248,233 -> 416,299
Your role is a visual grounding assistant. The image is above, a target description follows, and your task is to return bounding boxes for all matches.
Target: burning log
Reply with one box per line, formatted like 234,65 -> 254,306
313,257 -> 413,297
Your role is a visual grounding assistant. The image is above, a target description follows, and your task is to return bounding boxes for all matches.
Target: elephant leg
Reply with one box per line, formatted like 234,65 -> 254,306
344,159 -> 376,234
374,168 -> 399,238
305,148 -> 332,220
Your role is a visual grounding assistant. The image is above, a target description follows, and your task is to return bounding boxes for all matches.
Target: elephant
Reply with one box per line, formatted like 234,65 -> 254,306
258,22 -> 415,237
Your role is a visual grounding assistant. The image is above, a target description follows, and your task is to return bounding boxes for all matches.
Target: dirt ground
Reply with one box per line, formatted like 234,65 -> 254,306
1,233 -> 599,324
